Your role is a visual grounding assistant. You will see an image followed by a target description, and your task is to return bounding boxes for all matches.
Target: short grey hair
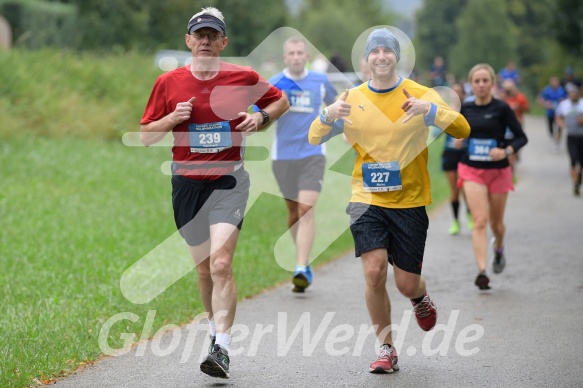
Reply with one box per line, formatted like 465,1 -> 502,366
189,7 -> 225,24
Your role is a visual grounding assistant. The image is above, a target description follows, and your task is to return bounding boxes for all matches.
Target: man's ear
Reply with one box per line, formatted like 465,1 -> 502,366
220,36 -> 229,51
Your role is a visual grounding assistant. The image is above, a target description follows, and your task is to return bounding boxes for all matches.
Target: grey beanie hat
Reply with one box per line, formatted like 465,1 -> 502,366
365,28 -> 400,63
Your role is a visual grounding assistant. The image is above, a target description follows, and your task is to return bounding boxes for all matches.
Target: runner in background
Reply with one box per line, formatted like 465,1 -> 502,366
537,76 -> 567,152
359,56 -> 372,85
265,36 -> 338,292
500,79 -> 529,178
457,64 -> 528,290
555,83 -> 583,196
560,67 -> 582,89
441,82 -> 472,235
501,79 -> 529,126
498,60 -> 521,86
428,56 -> 448,87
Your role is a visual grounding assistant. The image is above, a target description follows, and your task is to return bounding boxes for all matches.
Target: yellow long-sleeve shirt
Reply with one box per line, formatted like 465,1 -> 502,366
309,78 -> 470,208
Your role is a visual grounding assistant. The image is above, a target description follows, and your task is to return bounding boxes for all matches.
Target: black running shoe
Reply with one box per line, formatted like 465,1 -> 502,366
200,344 -> 230,379
208,336 -> 216,354
475,273 -> 491,290
292,265 -> 312,293
493,252 -> 506,274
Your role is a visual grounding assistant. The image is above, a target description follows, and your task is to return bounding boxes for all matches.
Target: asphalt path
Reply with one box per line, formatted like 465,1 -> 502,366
56,115 -> 583,387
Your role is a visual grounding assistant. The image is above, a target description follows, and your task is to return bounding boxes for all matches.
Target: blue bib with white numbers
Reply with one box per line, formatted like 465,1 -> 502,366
362,162 -> 402,192
469,138 -> 497,161
288,89 -> 314,113
189,121 -> 232,153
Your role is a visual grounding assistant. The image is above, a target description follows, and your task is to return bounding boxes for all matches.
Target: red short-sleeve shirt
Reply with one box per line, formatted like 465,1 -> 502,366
141,62 -> 282,179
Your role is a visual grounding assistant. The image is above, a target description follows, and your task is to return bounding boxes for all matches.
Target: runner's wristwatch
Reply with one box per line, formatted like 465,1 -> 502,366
259,110 -> 270,125
322,107 -> 336,123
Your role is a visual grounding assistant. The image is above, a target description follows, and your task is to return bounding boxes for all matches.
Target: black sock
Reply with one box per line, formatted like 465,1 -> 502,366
411,295 -> 424,304
451,201 -> 460,219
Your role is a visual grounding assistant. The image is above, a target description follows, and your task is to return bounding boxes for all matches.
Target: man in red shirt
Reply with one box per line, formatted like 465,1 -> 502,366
501,79 -> 529,125
140,6 -> 289,379
500,79 -> 529,170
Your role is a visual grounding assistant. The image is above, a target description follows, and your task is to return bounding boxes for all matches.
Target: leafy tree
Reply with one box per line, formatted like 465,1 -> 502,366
42,0 -> 287,54
213,0 -> 288,57
414,0 -> 466,74
0,0 -> 78,49
291,0 -> 395,71
505,0 -> 553,69
551,0 -> 583,56
504,0 -> 555,93
146,0 -> 200,51
448,0 -> 516,79
54,0 -> 150,50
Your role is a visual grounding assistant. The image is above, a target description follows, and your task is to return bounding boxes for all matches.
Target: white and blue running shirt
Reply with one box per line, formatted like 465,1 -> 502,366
268,69 -> 337,160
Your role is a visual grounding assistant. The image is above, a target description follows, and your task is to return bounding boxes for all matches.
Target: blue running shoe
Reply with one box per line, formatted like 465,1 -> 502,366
292,265 -> 313,293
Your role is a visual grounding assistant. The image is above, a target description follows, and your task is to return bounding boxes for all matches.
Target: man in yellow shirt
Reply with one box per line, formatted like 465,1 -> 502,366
309,28 -> 470,374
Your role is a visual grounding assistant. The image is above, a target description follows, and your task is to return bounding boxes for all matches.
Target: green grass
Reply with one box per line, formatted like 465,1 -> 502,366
0,49 -> 159,140
0,49 -> 450,387
428,134 -> 450,210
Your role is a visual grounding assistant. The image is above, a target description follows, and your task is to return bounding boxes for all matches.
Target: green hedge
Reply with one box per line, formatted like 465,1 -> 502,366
0,0 -> 77,49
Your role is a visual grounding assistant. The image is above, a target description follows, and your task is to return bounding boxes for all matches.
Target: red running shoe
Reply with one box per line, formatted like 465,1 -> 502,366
369,344 -> 399,373
412,292 -> 437,331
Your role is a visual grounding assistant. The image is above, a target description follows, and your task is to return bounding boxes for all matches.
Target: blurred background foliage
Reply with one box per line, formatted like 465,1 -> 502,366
0,0 -> 582,109
415,0 -> 583,93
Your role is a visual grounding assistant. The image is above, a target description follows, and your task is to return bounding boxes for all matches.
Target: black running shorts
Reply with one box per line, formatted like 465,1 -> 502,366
441,150 -> 464,172
567,135 -> 583,167
171,168 -> 250,247
346,202 -> 429,275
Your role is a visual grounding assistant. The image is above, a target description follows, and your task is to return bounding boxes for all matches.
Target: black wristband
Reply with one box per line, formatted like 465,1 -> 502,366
259,110 -> 270,125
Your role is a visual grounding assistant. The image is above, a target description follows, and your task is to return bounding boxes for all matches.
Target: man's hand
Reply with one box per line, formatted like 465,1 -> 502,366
326,89 -> 353,124
402,88 -> 431,123
235,111 -> 262,135
140,97 -> 195,146
170,97 -> 196,124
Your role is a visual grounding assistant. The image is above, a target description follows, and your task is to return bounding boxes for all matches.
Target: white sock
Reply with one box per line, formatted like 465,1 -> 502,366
215,333 -> 231,354
208,320 -> 216,338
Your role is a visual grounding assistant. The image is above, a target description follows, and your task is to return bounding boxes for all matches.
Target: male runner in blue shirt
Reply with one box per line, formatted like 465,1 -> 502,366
268,36 -> 337,292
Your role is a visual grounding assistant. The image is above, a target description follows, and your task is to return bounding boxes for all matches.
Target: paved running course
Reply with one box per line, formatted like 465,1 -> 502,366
57,115 -> 583,387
